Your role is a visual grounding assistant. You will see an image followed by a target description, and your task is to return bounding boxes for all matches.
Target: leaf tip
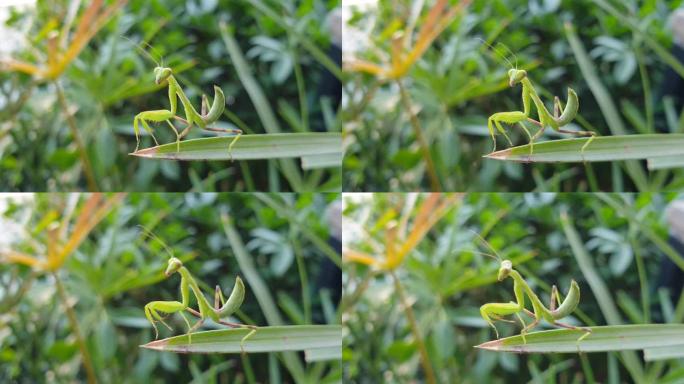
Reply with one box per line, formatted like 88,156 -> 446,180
484,148 -> 512,160
139,339 -> 167,350
129,146 -> 159,157
474,339 -> 503,351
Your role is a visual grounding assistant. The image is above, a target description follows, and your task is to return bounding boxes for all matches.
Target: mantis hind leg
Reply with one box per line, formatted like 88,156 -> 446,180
200,126 -> 243,161
240,325 -> 258,354
557,128 -> 596,158
552,320 -> 592,350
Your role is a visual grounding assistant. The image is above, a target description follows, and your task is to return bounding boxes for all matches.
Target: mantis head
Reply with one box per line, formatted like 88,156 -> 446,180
508,68 -> 527,87
165,257 -> 183,277
497,260 -> 513,281
154,66 -> 173,84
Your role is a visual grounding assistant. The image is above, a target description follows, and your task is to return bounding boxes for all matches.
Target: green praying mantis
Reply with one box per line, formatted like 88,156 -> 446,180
485,43 -> 596,154
130,39 -> 242,155
141,228 -> 256,352
472,232 -> 591,344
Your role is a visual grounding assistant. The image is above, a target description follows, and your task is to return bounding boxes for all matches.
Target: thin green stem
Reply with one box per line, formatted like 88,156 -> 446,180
630,225 -> 650,323
53,272 -> 97,384
54,81 -> 98,192
390,270 -> 437,384
396,80 -> 441,191
634,41 -> 653,133
292,235 -> 311,323
291,44 -> 309,132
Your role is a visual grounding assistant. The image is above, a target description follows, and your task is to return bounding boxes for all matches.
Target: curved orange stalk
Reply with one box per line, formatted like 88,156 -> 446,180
345,194 -> 463,271
1,0 -> 127,81
344,0 -> 472,80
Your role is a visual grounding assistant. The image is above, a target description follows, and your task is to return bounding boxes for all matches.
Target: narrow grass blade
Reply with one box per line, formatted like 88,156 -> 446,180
304,346 -> 342,362
565,21 -> 648,190
221,213 -> 306,381
130,133 -> 341,162
301,153 -> 342,169
140,325 -> 341,354
560,210 -> 645,381
485,134 -> 684,163
647,155 -> 684,170
475,324 -> 684,353
219,21 -> 303,188
644,345 -> 684,361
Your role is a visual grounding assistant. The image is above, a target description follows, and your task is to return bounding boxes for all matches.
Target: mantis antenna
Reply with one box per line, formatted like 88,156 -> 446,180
468,229 -> 503,262
120,35 -> 162,67
495,42 -> 518,70
137,224 -> 175,259
477,38 -> 515,70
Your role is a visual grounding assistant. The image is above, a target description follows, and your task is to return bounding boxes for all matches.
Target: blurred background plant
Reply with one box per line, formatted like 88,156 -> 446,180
0,0 -> 341,192
0,192 -> 342,383
342,192 -> 684,383
343,0 -> 684,192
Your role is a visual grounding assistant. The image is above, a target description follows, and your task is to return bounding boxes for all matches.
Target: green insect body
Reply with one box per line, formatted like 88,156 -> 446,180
487,68 -> 595,154
144,257 -> 256,351
480,259 -> 591,344
133,66 -> 242,155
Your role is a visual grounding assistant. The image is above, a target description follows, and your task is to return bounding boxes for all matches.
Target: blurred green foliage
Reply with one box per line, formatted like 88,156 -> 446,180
343,192 -> 684,383
0,192 -> 341,383
0,0 -> 341,191
343,0 -> 684,191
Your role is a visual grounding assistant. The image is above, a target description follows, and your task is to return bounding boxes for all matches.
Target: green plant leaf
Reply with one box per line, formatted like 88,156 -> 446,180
301,153 -> 342,169
304,346 -> 342,362
475,324 -> 684,353
130,133 -> 341,163
140,325 -> 341,354
647,155 -> 684,170
644,345 -> 684,361
484,134 -> 684,163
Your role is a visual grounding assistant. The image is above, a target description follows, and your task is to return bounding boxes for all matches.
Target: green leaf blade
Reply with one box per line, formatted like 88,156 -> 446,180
485,134 -> 684,163
475,324 -> 684,353
140,325 -> 341,354
130,132 -> 341,164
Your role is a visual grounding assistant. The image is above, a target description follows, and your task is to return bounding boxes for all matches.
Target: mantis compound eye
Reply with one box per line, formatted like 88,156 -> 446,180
165,257 -> 183,276
497,260 -> 513,281
508,69 -> 527,87
154,67 -> 173,84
